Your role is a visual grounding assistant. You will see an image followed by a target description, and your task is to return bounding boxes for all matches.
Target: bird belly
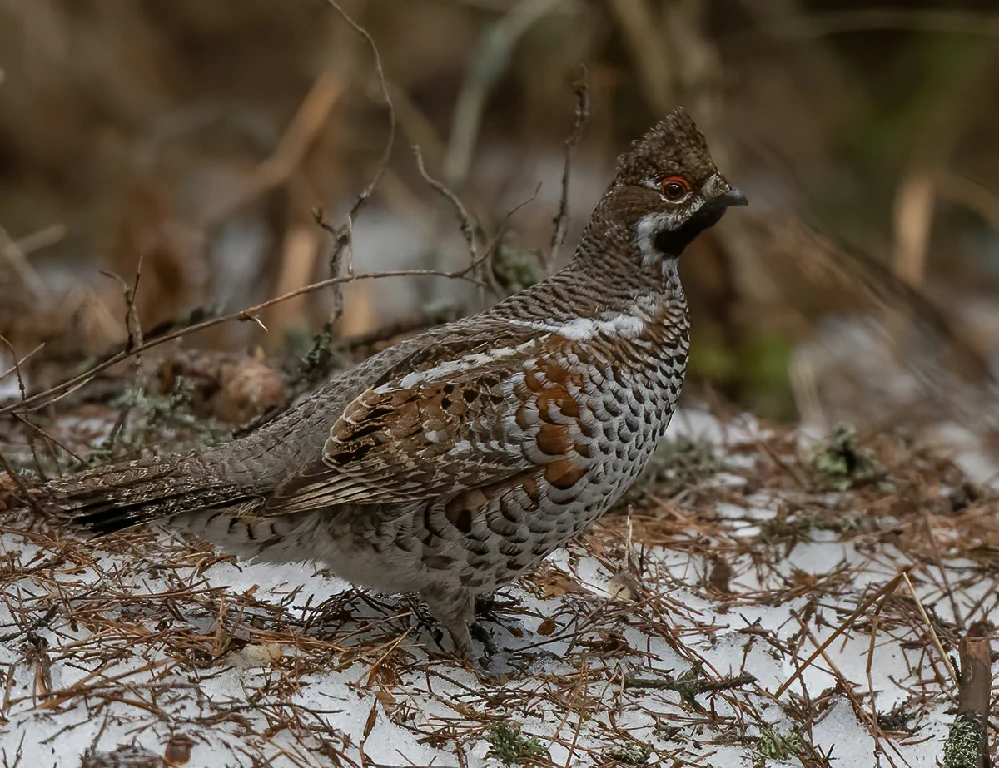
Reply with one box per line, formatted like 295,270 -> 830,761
175,357 -> 684,599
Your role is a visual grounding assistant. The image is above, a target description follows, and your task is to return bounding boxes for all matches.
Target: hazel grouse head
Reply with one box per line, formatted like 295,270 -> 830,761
602,107 -> 747,261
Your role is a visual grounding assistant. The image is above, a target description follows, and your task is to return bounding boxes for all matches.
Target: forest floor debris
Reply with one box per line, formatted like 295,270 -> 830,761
0,407 -> 997,767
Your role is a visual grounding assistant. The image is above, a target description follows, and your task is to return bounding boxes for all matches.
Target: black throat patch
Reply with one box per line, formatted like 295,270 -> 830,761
653,202 -> 728,256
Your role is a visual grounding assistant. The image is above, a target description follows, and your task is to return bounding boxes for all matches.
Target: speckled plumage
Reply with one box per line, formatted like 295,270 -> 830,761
49,108 -> 747,658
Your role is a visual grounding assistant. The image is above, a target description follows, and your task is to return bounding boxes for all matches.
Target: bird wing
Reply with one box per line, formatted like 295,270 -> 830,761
263,329 -> 585,515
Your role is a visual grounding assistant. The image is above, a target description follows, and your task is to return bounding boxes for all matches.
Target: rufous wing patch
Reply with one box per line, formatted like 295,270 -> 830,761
544,458 -> 587,490
536,422 -> 572,456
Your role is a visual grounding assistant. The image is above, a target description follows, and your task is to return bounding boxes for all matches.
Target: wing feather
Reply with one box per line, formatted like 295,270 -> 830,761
265,338 -> 542,514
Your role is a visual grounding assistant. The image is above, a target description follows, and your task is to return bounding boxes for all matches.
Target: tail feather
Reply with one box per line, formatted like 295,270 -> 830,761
45,454 -> 260,534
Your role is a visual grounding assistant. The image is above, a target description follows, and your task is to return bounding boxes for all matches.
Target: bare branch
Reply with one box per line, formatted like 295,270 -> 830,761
413,144 -> 477,264
0,266 -> 493,417
548,67 -> 589,270
316,1 -> 397,325
99,255 -> 144,354
0,343 -> 45,386
0,334 -> 52,493
0,335 -> 32,419
324,0 -> 396,226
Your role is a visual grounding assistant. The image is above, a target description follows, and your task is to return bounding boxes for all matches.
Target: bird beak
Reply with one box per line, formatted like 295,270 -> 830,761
703,174 -> 749,207
717,187 -> 748,207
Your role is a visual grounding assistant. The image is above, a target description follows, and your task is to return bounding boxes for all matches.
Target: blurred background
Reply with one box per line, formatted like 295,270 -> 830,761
1,0 -> 998,444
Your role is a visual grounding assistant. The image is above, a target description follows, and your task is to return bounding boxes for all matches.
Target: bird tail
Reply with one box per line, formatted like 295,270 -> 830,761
45,453 -> 261,534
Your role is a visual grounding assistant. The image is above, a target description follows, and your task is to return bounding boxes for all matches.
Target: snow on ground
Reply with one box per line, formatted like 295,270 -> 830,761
0,410 -> 997,767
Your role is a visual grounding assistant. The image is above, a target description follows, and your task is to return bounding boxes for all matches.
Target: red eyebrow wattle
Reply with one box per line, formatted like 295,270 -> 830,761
661,175 -> 691,190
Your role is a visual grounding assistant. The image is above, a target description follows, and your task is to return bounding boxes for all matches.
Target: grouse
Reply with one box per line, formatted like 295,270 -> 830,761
49,108 -> 747,658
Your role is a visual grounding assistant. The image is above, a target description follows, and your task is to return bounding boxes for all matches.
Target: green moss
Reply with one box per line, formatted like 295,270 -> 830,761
809,425 -> 883,491
88,378 -> 228,465
604,742 -> 651,765
755,726 -> 802,763
290,322 -> 344,384
758,514 -> 814,545
942,714 -> 985,768
486,722 -> 547,766
491,236 -> 546,294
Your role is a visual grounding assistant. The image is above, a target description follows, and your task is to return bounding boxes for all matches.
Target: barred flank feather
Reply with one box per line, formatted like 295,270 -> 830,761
47,454 -> 259,534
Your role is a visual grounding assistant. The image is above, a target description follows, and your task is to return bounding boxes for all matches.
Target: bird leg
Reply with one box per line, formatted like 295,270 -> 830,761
469,621 -> 497,657
421,585 -> 475,661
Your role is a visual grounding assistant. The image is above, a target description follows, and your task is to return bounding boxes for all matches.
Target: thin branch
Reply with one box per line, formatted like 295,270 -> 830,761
775,569 -> 909,698
413,144 -> 477,264
317,0 -> 396,323
100,257 -> 147,459
99,255 -> 145,354
548,67 -> 589,270
325,0 -> 395,225
624,670 -> 756,700
0,334 -> 48,481
903,571 -> 959,685
0,266 -> 492,417
0,342 -> 45,386
11,414 -> 85,468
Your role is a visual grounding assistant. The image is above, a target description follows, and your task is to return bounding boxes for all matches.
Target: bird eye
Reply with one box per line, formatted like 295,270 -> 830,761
659,176 -> 691,202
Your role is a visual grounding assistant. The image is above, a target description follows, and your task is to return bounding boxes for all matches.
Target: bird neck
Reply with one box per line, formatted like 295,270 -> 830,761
554,254 -> 685,317
492,233 -> 687,347
555,212 -> 688,318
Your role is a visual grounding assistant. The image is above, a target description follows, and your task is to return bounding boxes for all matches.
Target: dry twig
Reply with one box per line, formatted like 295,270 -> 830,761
775,569 -> 908,698
548,67 -> 589,271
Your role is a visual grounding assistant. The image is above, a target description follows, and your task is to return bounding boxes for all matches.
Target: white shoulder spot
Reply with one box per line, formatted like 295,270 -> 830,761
508,314 -> 645,341
449,439 -> 472,456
